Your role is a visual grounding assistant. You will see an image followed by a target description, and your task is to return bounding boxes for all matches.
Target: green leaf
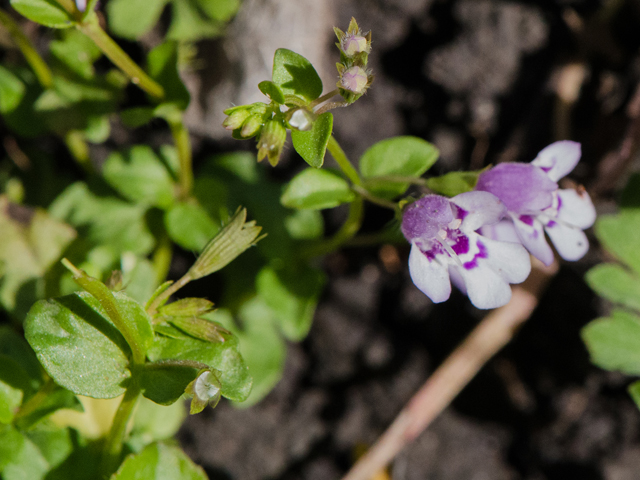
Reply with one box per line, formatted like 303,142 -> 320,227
581,310 -> 640,375
628,380 -> 640,411
426,170 -> 481,197
291,112 -> 333,168
120,107 -> 156,128
9,0 -> 73,28
360,136 -> 440,199
0,427 -> 49,480
195,0 -> 239,21
167,0 -> 221,42
106,0 -> 169,40
281,168 -> 355,210
139,362 -> 200,405
50,182 -> 155,256
258,80 -> 285,104
164,202 -> 220,252
112,442 -> 207,480
0,357 -> 27,424
272,48 -> 323,103
206,151 -> 260,184
0,326 -> 42,382
586,263 -> 640,313
256,264 -> 325,341
596,211 -> 640,276
147,41 -> 190,109
25,425 -> 74,471
284,209 -> 324,240
24,292 -> 134,398
0,66 -> 26,114
159,298 -> 215,317
0,199 -> 76,319
103,146 -> 175,208
148,322 -> 252,402
210,299 -> 285,407
49,29 -> 102,80
16,386 -> 83,429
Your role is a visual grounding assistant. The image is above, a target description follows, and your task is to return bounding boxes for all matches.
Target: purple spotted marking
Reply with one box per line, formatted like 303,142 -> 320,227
519,215 -> 534,226
556,195 -> 562,211
452,234 -> 470,255
455,205 -> 468,221
462,240 -> 488,270
547,220 -> 557,227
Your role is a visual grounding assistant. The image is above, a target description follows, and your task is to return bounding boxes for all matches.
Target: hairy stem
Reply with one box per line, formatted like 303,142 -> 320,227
327,135 -> 361,186
146,272 -> 193,316
309,89 -> 339,109
101,381 -> 141,477
77,15 -> 164,99
0,8 -> 53,88
341,259 -> 558,480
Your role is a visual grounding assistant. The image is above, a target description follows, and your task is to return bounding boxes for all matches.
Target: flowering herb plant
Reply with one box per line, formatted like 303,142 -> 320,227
0,1 -> 604,478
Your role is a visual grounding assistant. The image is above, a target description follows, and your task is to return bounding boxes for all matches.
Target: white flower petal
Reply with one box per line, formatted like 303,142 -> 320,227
408,243 -> 452,303
544,221 -> 589,261
511,214 -> 555,266
531,141 -> 581,182
556,189 -> 596,229
450,191 -> 506,232
479,220 -> 521,244
456,263 -> 512,309
478,236 -> 531,284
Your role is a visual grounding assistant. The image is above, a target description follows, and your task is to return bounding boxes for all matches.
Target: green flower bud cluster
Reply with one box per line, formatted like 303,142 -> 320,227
334,17 -> 374,104
222,102 -> 270,139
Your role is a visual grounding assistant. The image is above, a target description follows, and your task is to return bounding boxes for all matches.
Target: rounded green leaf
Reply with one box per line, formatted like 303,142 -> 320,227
581,310 -> 640,375
167,0 -> 220,42
596,211 -> 640,276
147,41 -> 190,109
112,442 -> 207,480
107,0 -> 169,40
139,363 -> 199,406
360,136 -> 439,199
147,325 -> 251,402
281,168 -> 355,210
24,292 -> 133,399
272,48 -> 323,102
291,112 -> 333,168
586,263 -> 640,313
0,66 -> 25,115
103,145 -> 175,208
164,202 -> 220,252
9,0 -> 73,28
195,0 -> 239,21
258,80 -> 285,104
426,170 -> 480,197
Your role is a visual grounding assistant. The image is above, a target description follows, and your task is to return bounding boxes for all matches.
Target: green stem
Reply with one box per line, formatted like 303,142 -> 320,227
14,377 -> 56,423
352,185 -> 399,211
152,234 -> 173,286
76,14 -> 164,99
363,175 -> 429,187
327,135 -> 361,186
146,271 -> 193,316
167,114 -> 193,198
101,381 -> 141,477
301,197 -> 364,258
309,89 -> 339,109
0,8 -> 53,88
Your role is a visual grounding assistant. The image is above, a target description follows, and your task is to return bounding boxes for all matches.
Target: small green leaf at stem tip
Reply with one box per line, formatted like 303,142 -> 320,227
139,361 -> 200,406
281,168 -> 355,210
291,112 -> 333,168
272,48 -> 323,102
258,80 -> 285,104
426,170 -> 482,197
189,207 -> 264,280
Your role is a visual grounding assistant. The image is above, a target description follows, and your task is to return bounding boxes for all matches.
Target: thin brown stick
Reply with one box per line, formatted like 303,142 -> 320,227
341,259 -> 558,480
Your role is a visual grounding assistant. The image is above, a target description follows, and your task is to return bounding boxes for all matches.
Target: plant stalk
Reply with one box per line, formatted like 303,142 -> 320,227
327,135 -> 361,186
167,114 -> 194,198
0,8 -> 53,88
146,272 -> 193,316
76,15 -> 164,99
101,381 -> 141,477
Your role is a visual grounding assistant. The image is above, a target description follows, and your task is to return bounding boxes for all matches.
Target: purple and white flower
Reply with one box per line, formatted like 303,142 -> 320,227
476,141 -> 596,266
401,192 -> 531,309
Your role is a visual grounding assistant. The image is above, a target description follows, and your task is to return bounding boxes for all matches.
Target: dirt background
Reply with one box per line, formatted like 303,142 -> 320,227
170,0 -> 640,479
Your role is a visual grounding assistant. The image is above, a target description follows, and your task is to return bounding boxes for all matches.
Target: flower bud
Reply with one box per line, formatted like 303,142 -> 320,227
240,115 -> 263,138
339,66 -> 369,94
222,109 -> 250,131
257,119 -> 287,166
185,369 -> 222,414
342,34 -> 369,57
288,109 -> 316,131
